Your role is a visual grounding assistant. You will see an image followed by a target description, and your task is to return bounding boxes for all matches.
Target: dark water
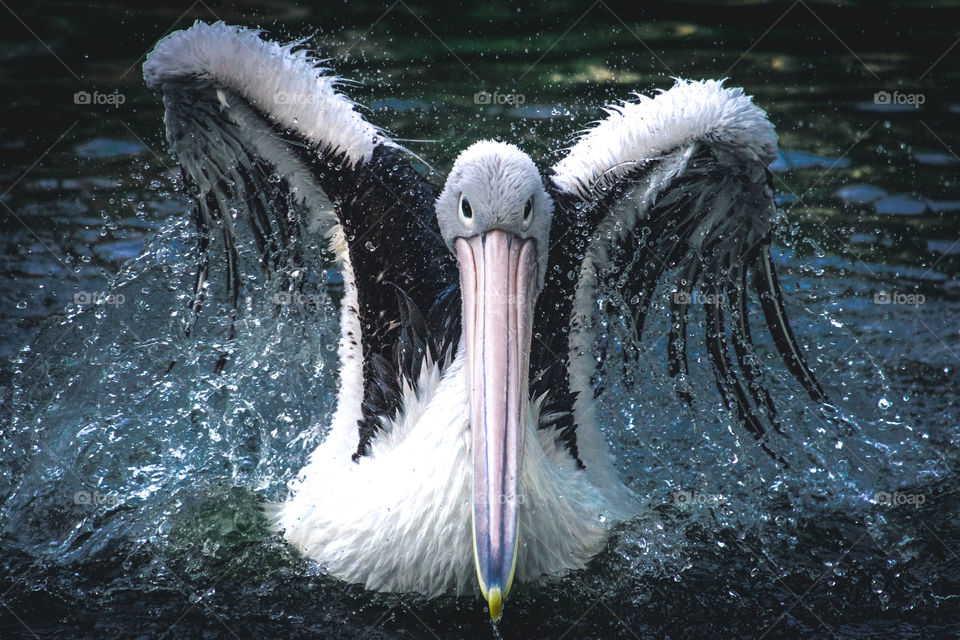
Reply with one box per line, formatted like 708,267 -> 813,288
2,1 -> 959,638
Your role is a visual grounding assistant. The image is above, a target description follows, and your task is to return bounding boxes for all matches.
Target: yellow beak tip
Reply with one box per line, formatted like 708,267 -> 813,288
487,587 -> 503,621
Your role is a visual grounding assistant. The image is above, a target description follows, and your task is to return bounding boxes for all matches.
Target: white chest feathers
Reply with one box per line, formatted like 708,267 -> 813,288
271,350 -> 635,597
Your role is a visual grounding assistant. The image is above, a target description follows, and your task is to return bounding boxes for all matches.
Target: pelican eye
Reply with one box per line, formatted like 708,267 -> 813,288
523,197 -> 533,223
459,193 -> 473,222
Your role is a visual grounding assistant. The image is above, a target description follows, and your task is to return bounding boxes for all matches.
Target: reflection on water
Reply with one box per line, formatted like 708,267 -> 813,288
2,1 -> 959,638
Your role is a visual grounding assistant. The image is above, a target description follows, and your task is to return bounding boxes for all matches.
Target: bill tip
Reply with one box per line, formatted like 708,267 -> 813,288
487,587 -> 503,621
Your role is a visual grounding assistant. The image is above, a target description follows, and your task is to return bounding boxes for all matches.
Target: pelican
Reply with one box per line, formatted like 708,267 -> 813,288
143,22 -> 830,620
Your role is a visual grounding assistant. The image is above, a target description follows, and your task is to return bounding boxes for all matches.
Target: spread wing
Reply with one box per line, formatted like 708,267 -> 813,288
536,79 -> 831,462
144,22 -> 457,459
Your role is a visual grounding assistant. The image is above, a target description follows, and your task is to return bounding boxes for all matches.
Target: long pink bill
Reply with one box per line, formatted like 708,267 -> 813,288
456,230 -> 538,621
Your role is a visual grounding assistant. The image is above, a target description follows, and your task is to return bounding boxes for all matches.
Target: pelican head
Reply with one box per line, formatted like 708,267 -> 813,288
436,141 -> 553,620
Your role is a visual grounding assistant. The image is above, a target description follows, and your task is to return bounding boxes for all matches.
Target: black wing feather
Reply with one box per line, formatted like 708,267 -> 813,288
546,130 -> 832,461
146,25 -> 457,461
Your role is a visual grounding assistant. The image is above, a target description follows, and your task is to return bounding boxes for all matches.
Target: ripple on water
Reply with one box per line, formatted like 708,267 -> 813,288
926,199 -> 960,213
835,184 -> 887,205
769,149 -> 852,173
93,238 -> 147,262
874,194 -> 928,216
22,176 -> 117,193
927,239 -> 960,255
74,138 -> 148,159
913,151 -> 959,166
